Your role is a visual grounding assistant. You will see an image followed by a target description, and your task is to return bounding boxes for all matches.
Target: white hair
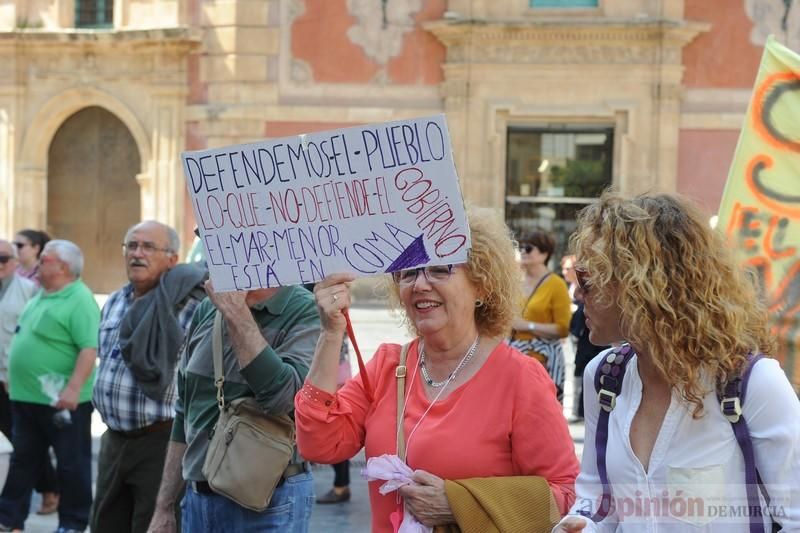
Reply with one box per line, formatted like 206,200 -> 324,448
0,239 -> 17,259
124,221 -> 180,254
43,240 -> 83,277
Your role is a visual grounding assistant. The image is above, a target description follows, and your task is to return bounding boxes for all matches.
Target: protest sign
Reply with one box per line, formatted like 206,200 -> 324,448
717,36 -> 800,393
182,114 -> 470,292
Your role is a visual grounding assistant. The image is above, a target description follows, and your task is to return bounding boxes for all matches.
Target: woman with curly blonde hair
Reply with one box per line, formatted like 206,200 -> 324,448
297,206 -> 579,532
555,192 -> 800,532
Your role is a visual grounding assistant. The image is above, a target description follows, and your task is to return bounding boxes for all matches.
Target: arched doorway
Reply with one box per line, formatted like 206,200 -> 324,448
47,106 -> 141,293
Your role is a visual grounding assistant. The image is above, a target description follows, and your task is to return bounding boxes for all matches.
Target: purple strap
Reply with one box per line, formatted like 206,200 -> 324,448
591,408 -> 614,520
580,345 -> 633,522
585,350 -> 771,531
720,353 -> 768,533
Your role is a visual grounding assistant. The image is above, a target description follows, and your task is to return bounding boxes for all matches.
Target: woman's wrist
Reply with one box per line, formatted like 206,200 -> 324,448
528,322 -> 536,333
321,326 -> 346,341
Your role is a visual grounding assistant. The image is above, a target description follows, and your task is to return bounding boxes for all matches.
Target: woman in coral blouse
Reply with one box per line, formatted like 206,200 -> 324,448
295,207 -> 579,532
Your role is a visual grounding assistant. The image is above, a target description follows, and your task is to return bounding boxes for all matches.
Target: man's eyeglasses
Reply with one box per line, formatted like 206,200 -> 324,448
575,267 -> 591,294
0,255 -> 12,265
519,244 -> 535,254
12,242 -> 27,250
392,265 -> 454,286
122,241 -> 173,255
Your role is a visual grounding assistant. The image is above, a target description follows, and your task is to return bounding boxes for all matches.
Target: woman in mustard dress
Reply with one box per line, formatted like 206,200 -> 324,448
510,230 -> 572,402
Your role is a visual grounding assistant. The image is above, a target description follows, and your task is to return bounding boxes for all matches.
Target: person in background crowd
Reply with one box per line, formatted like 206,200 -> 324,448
148,282 -> 320,533
315,338 -> 353,505
11,230 -> 59,514
0,240 -> 37,440
296,208 -> 579,532
554,192 -> 800,532
510,230 -> 572,402
91,221 -> 205,533
0,240 -> 100,533
561,254 -> 578,302
12,230 -> 50,287
562,254 -> 608,423
567,285 -> 609,424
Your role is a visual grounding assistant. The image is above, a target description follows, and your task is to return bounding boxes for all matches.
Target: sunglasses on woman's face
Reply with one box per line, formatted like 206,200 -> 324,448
519,244 -> 535,254
575,267 -> 591,294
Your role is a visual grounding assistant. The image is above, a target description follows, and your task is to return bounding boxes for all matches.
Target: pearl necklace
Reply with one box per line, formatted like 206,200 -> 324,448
419,336 -> 480,388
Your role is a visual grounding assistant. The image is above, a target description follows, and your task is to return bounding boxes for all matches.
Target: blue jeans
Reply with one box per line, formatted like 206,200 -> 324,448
0,401 -> 93,531
181,472 -> 314,532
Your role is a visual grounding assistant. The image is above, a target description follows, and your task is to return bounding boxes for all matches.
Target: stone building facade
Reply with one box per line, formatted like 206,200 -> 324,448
0,0 -> 791,291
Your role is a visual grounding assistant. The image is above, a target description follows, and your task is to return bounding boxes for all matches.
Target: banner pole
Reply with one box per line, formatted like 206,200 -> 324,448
343,309 -> 374,403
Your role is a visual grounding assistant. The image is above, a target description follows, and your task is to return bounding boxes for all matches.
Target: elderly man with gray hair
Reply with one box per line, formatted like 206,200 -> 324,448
0,240 -> 100,533
91,221 -> 205,533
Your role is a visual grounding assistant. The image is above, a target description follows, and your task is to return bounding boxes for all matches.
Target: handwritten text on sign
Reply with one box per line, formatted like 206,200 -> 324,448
183,115 -> 470,291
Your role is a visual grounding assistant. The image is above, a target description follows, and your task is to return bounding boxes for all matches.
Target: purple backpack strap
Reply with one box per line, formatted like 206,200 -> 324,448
718,353 -> 771,533
582,349 -> 773,532
577,344 -> 634,522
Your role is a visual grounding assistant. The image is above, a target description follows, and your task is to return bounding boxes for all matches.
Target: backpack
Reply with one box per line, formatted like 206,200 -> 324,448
582,344 -> 776,533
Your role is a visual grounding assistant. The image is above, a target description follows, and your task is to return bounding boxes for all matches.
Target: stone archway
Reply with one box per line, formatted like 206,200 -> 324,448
47,106 -> 141,293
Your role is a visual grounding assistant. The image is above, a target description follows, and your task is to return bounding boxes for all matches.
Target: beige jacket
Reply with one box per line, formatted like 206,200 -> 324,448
0,274 -> 37,382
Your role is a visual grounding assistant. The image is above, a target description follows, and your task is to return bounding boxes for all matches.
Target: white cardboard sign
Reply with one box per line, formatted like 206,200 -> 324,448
182,114 -> 470,291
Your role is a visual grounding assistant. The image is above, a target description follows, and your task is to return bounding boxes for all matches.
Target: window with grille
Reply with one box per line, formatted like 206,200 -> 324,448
75,0 -> 113,28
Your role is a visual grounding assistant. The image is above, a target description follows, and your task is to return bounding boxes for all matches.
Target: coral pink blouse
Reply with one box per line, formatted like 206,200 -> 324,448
295,341 -> 579,533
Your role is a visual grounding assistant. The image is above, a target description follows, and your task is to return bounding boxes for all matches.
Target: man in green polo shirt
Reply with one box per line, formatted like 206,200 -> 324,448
0,240 -> 99,533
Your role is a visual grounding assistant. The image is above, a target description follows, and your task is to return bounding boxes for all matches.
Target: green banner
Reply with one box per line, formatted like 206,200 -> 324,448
717,36 -> 800,393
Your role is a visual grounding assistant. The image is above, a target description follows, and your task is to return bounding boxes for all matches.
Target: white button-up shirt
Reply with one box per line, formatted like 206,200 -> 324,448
555,350 -> 800,532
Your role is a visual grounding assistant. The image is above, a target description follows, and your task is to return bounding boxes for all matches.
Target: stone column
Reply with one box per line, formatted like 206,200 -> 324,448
13,168 -> 47,231
0,100 -> 13,237
148,88 -> 188,233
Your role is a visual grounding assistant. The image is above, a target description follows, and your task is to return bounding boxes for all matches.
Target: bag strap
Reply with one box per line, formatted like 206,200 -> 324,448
526,272 -> 552,303
718,353 -> 770,533
396,343 -> 410,462
578,343 -> 634,522
585,349 -> 773,531
212,312 -> 226,411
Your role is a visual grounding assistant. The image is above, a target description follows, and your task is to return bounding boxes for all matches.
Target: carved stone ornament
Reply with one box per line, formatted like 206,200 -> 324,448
448,43 -> 661,64
291,58 -> 312,83
346,0 -> 422,65
745,0 -> 800,50
427,22 -> 706,66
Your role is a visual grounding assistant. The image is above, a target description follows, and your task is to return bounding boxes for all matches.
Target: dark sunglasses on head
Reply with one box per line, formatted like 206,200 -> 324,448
575,267 -> 591,293
0,255 -> 12,264
519,244 -> 535,254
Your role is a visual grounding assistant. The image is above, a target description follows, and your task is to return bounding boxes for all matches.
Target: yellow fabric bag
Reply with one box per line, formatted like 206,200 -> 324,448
434,476 -> 560,533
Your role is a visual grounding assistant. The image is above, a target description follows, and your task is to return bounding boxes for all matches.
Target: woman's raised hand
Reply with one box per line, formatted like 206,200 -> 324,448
313,273 -> 356,333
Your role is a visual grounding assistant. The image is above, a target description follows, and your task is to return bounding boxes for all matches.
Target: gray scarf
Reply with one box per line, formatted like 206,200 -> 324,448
119,264 -> 206,401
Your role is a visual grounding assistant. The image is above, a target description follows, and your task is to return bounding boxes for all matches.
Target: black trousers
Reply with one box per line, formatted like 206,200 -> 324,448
332,460 -> 350,488
90,424 -> 180,533
0,401 -> 92,531
0,387 -> 59,495
0,387 -> 10,440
